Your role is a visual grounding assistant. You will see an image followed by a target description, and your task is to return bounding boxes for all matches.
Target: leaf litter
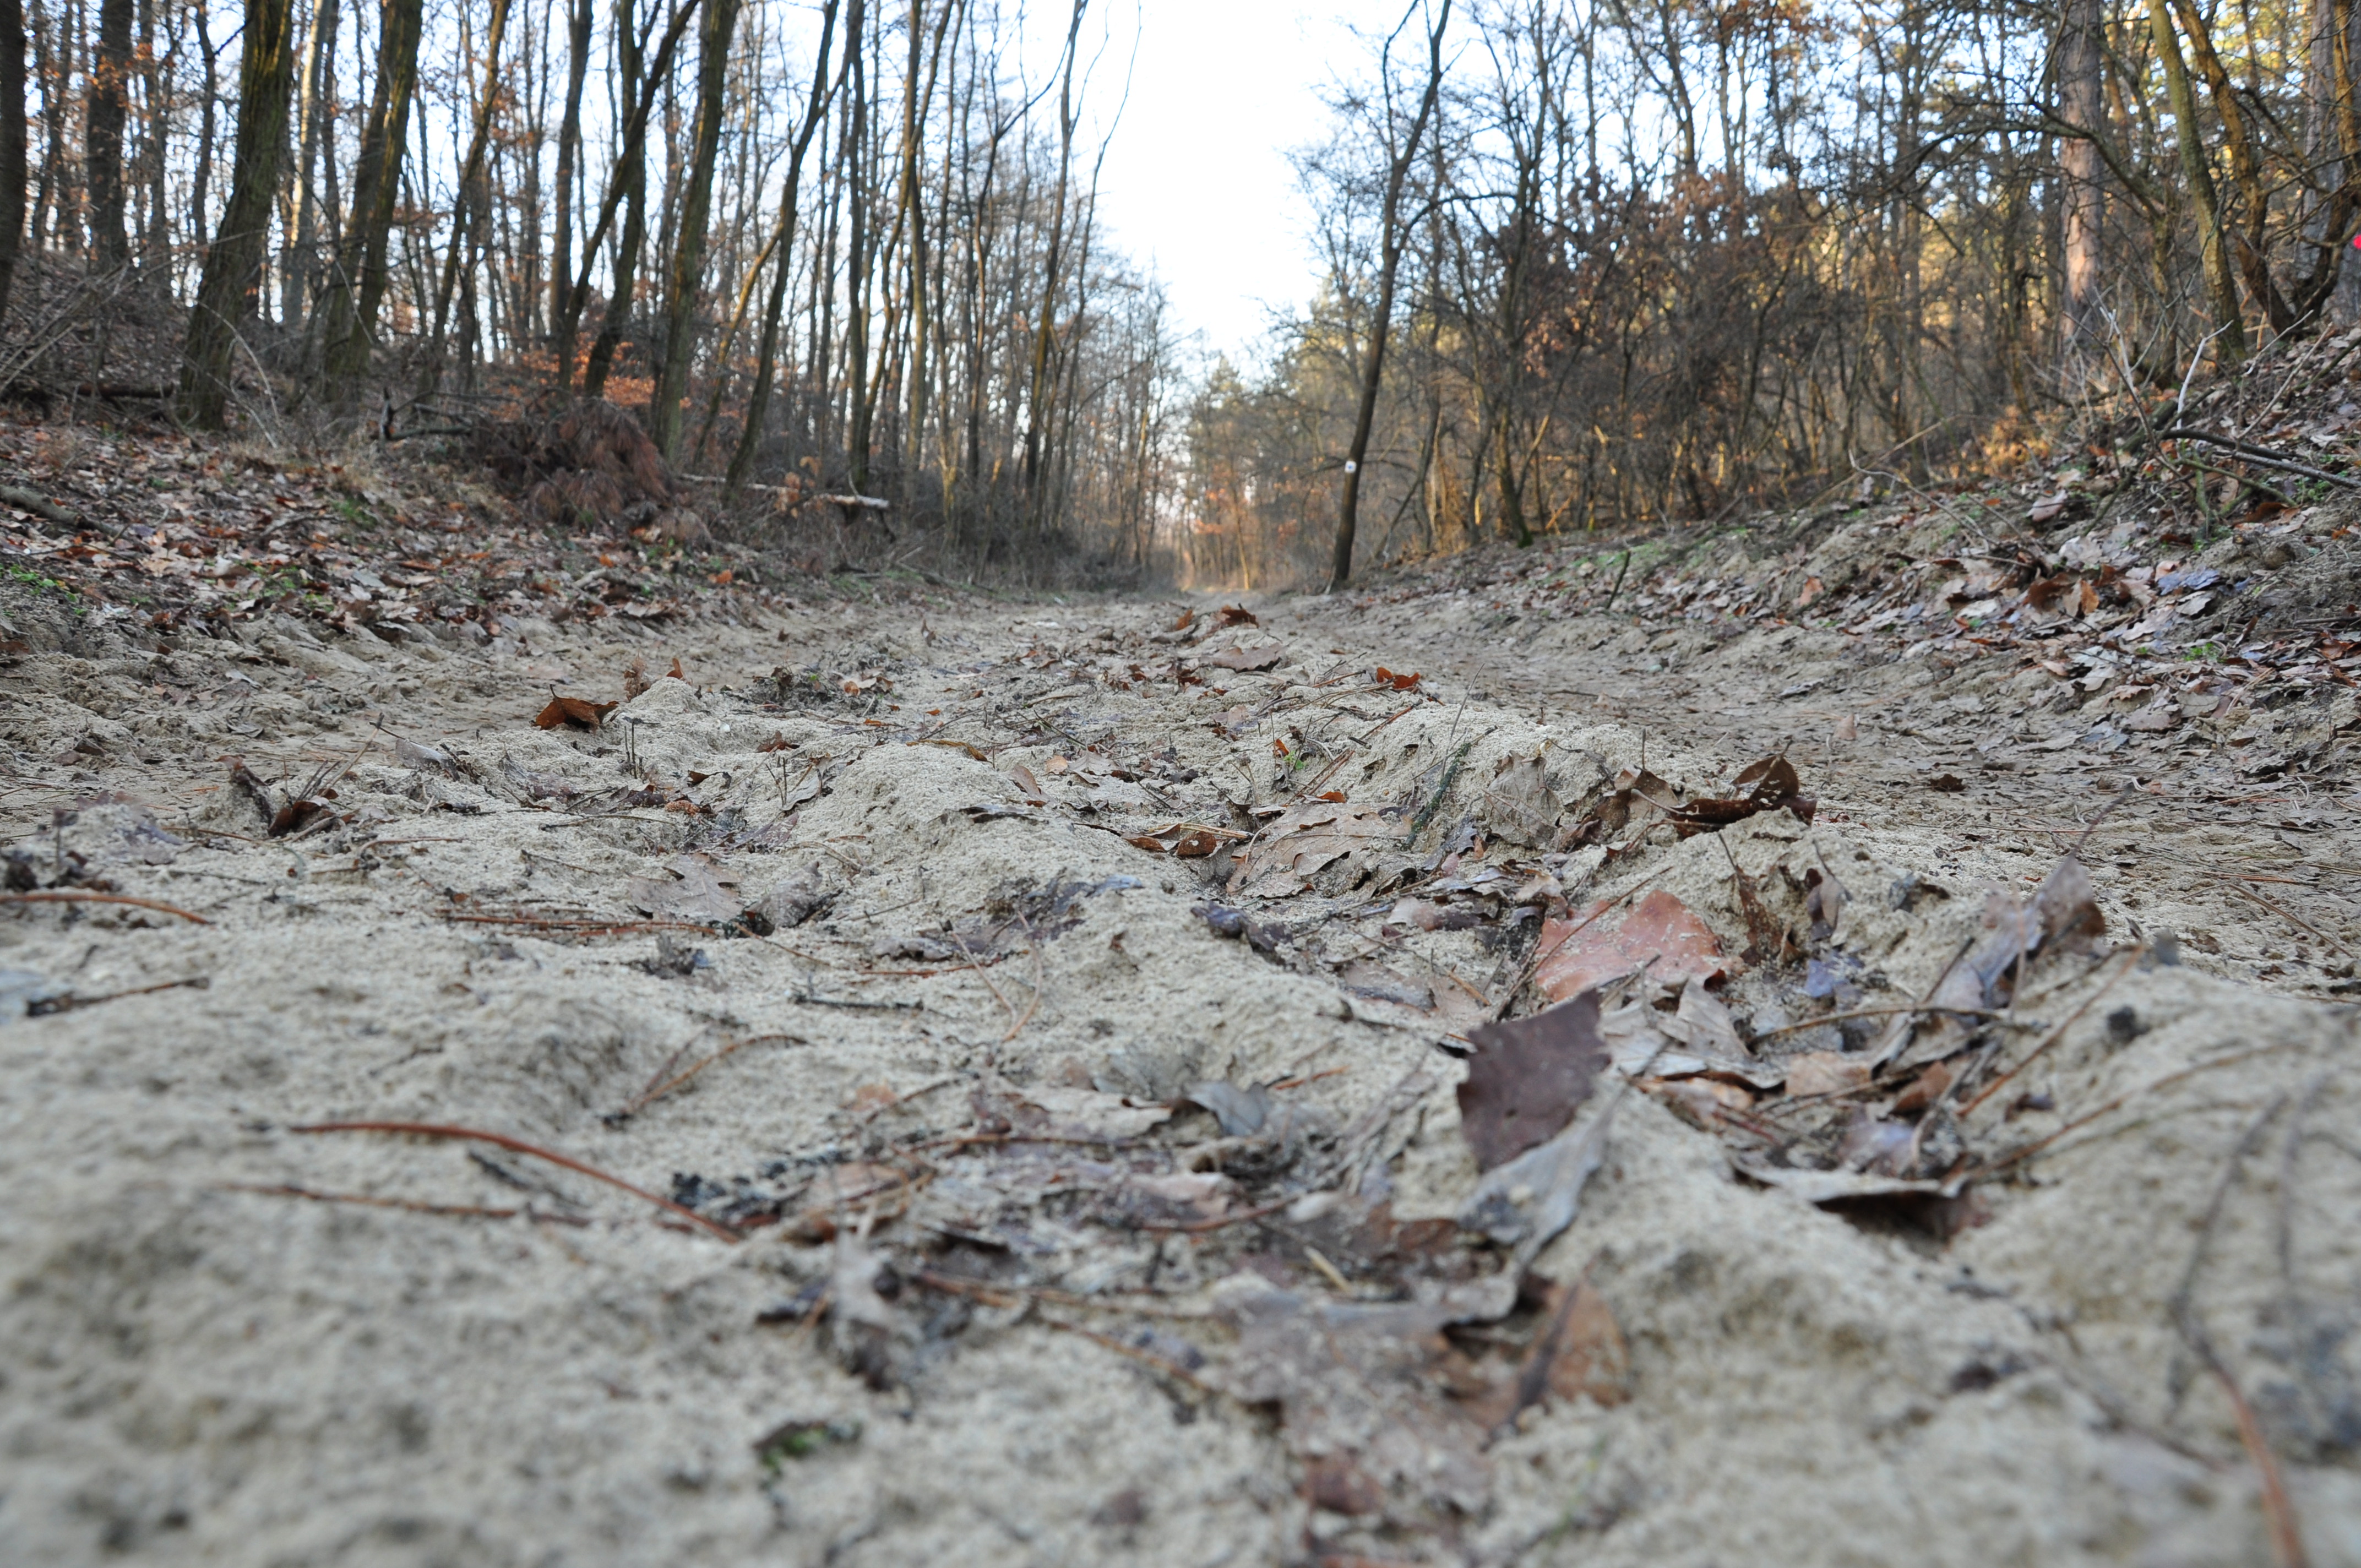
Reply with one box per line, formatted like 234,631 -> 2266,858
6,449 -> 2359,1565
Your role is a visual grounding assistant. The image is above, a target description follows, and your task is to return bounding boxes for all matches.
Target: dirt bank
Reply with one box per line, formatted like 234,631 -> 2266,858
2,559 -> 2357,1566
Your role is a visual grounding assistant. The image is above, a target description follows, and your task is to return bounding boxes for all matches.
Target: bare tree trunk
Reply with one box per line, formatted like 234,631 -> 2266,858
2171,0 -> 2294,333
287,0 -> 335,322
842,0 -> 871,491
1329,0 -> 1450,593
187,0 -> 214,253
313,0 -> 425,396
2056,0 -> 2104,383
0,0 -> 25,323
418,0 -> 512,400
725,0 -> 839,495
175,0 -> 296,427
549,0 -> 591,349
647,0 -> 737,458
84,0 -> 129,265
583,0 -> 654,395
1019,0 -> 1085,526
2148,0 -> 2245,361
556,0 -> 698,391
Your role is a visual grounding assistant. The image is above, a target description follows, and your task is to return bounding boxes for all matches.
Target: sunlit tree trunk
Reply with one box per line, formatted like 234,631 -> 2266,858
176,0 -> 297,427
313,0 -> 425,397
1330,0 -> 1451,592
2057,0 -> 2104,384
648,0 -> 737,458
2148,0 -> 2245,361
726,0 -> 839,495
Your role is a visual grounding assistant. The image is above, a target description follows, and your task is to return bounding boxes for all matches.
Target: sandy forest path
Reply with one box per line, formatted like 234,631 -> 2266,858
4,551 -> 2359,1567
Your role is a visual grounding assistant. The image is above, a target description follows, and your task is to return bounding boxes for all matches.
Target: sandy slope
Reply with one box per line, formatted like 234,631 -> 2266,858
2,574 -> 2357,1566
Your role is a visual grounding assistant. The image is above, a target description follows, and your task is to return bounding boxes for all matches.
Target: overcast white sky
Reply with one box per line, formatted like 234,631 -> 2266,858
1076,2 -> 1362,362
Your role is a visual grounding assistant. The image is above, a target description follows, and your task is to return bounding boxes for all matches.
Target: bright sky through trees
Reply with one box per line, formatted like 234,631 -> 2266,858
1081,1 -> 1346,356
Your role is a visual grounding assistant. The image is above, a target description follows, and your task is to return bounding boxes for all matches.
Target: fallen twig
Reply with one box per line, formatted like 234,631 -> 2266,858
0,890 -> 211,924
907,1266 -> 1211,1321
1958,949 -> 2141,1116
218,1182 -> 520,1220
2153,427 -> 2361,491
1751,1002 -> 2007,1040
29,975 -> 210,1015
288,1120 -> 739,1242
1968,1040 -> 2311,1178
437,911 -> 716,937
1131,1195 -> 1295,1234
623,1032 -> 804,1117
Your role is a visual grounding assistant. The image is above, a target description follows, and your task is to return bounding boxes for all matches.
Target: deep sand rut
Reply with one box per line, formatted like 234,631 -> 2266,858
2,579 -> 2357,1566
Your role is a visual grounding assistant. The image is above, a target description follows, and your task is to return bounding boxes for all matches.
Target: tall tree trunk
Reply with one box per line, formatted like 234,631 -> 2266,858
287,0 -> 335,322
0,0 -> 24,323
842,0 -> 870,491
549,0 -> 591,349
313,0 -> 425,396
1329,0 -> 1451,592
2170,0 -> 2294,332
187,0 -> 214,253
646,0 -> 736,458
555,0 -> 698,390
2293,0 -> 2358,313
175,0 -> 296,427
2057,0 -> 2104,382
84,0 -> 129,264
725,0 -> 839,496
583,0 -> 651,395
1019,0 -> 1084,525
2148,0 -> 2245,361
418,0 -> 512,400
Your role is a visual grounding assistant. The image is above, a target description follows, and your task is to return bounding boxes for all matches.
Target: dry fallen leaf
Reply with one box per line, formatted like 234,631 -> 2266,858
534,695 -> 617,730
1202,642 -> 1286,672
1871,854 -> 2104,1069
1667,755 -> 1814,837
1231,800 -> 1403,896
1785,1050 -> 1873,1097
625,852 -> 742,923
1466,1278 -> 1631,1435
1536,890 -> 1727,1003
1457,993 -> 1610,1172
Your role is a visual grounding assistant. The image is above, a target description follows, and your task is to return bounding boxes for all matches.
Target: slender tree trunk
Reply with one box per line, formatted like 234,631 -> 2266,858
84,0 -> 129,265
313,0 -> 425,395
549,0 -> 590,350
2057,0 -> 2104,382
842,0 -> 870,491
725,0 -> 839,495
418,0 -> 511,400
1329,0 -> 1450,592
0,0 -> 25,323
2170,0 -> 2293,332
287,0 -> 334,321
1019,0 -> 1084,525
647,0 -> 736,458
556,0 -> 698,390
583,0 -> 652,395
187,0 -> 214,253
175,0 -> 297,427
2149,0 -> 2245,361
